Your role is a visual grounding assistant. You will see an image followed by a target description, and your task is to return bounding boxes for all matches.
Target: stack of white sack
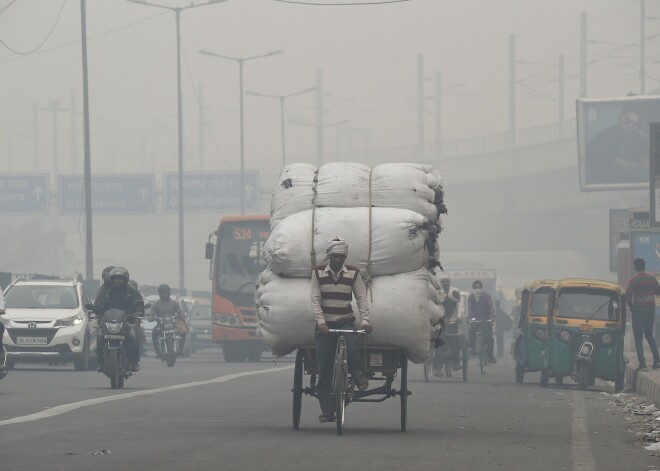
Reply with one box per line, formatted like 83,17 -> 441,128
263,207 -> 439,278
255,268 -> 443,363
270,162 -> 445,228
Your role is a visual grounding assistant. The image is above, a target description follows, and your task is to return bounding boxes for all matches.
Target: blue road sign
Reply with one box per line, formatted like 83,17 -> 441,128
59,175 -> 155,214
164,171 -> 259,212
0,174 -> 49,213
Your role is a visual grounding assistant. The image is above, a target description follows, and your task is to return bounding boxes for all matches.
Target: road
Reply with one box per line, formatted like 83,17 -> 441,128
0,349 -> 656,471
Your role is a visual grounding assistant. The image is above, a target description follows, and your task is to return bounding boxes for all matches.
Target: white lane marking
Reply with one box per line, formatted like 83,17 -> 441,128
0,364 -> 293,426
571,390 -> 596,471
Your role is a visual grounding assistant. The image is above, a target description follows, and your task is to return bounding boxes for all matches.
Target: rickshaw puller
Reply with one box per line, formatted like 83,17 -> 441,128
311,237 -> 372,424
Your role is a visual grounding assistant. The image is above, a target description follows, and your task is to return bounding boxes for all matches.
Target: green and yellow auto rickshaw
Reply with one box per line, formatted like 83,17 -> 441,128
513,280 -> 556,383
540,279 -> 626,391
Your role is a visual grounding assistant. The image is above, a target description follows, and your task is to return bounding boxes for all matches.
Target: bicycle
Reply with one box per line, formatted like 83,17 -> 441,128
424,321 -> 468,382
291,329 -> 410,434
469,319 -> 493,375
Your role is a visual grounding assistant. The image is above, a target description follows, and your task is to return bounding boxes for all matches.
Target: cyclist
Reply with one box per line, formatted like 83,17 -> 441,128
438,273 -> 462,370
311,237 -> 372,424
467,280 -> 496,364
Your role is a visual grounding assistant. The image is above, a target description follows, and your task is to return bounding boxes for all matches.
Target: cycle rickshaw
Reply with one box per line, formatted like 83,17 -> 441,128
291,329 -> 411,435
424,320 -> 468,381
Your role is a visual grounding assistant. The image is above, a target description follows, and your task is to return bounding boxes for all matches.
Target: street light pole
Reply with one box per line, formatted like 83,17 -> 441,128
246,87 -> 315,168
199,48 -> 283,215
128,0 -> 226,291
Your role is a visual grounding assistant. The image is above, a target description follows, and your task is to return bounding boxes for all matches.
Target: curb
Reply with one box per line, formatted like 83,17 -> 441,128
625,364 -> 660,406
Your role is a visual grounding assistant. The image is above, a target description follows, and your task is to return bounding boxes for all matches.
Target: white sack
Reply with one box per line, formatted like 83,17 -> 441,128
256,268 -> 442,363
270,163 -> 317,228
263,207 -> 437,278
269,162 -> 444,227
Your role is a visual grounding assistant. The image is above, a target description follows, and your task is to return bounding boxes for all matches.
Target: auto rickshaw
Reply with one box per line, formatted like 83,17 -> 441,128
540,279 -> 626,391
513,279 -> 556,383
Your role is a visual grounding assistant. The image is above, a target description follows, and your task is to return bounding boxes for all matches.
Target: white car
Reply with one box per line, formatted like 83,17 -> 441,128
1,279 -> 97,371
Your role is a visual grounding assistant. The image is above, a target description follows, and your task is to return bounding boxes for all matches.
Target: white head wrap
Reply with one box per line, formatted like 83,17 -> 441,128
323,236 -> 349,261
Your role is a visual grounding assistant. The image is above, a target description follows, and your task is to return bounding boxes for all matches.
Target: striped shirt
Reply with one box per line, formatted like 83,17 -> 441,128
625,272 -> 660,313
311,264 -> 370,327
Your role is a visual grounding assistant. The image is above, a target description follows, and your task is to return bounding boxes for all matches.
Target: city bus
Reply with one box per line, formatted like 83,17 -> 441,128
205,215 -> 270,362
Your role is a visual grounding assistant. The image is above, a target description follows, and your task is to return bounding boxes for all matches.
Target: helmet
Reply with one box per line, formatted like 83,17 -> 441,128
157,284 -> 171,297
109,267 -> 129,283
101,266 -> 116,284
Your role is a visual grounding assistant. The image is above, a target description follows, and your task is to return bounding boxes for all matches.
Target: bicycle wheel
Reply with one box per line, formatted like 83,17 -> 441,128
292,350 -> 303,430
333,336 -> 347,435
423,350 -> 434,382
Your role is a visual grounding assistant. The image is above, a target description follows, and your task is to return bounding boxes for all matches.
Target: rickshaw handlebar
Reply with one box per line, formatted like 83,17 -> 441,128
327,329 -> 367,334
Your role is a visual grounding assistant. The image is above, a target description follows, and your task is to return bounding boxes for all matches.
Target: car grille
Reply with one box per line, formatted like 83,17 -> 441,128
7,328 -> 58,345
6,345 -> 72,354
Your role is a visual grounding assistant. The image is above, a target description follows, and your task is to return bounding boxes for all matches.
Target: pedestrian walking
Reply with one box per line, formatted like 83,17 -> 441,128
625,258 -> 660,371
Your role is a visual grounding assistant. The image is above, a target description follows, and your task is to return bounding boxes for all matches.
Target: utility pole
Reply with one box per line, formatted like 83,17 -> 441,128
417,53 -> 425,160
81,0 -> 94,281
70,90 -> 78,171
580,11 -> 588,98
641,0 -> 646,94
558,54 -> 565,122
509,34 -> 516,147
43,100 -> 67,189
316,69 -> 324,166
198,81 -> 205,169
435,70 -> 441,157
33,100 -> 39,169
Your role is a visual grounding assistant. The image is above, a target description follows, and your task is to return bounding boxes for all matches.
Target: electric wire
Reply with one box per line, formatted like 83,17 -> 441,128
0,0 -> 66,55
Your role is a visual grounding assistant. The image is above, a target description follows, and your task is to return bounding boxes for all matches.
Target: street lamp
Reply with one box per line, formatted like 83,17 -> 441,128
246,87 -> 315,167
199,48 -> 284,215
127,0 -> 227,292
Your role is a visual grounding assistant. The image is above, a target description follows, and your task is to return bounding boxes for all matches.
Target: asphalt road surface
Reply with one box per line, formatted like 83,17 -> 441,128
0,349 -> 657,471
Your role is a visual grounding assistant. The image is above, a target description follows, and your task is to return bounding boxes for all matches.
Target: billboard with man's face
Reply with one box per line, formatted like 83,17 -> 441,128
577,96 -> 660,191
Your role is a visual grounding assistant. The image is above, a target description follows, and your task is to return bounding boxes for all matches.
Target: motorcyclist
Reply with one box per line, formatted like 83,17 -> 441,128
93,267 -> 144,372
95,265 -> 115,299
149,284 -> 187,358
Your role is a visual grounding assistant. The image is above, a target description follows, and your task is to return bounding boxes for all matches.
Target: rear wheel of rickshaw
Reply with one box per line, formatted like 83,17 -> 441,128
292,350 -> 303,430
578,364 -> 589,390
400,354 -> 408,432
540,368 -> 549,388
515,363 -> 524,383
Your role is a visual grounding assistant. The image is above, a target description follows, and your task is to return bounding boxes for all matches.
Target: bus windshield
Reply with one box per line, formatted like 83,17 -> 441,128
555,288 -> 619,321
215,220 -> 269,295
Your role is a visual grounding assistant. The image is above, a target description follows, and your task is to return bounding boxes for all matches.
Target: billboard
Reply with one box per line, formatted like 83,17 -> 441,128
577,95 -> 660,191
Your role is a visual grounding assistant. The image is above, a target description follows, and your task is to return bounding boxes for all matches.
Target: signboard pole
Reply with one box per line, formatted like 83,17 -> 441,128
81,0 -> 94,281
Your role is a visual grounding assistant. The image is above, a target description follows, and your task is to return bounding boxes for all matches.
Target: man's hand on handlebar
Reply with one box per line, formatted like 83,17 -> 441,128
362,323 -> 373,334
318,324 -> 329,334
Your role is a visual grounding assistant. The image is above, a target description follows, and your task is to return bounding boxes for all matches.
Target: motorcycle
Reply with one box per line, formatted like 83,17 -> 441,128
155,315 -> 183,367
92,306 -> 142,389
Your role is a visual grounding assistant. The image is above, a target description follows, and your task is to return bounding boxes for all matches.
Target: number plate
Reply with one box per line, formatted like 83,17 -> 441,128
16,336 -> 48,345
197,334 -> 212,340
369,353 -> 383,367
104,334 -> 125,340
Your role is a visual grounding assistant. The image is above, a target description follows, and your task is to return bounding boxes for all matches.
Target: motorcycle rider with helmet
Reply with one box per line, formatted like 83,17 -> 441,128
93,267 -> 144,372
149,284 -> 188,358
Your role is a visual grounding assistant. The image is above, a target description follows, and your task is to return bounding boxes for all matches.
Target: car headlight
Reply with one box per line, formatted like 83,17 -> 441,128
55,314 -> 84,327
105,322 -> 122,334
601,333 -> 612,344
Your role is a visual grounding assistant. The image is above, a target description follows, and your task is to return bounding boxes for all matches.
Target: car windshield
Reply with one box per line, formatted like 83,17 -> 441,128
555,288 -> 618,321
530,288 -> 552,316
6,285 -> 78,309
188,303 -> 211,320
